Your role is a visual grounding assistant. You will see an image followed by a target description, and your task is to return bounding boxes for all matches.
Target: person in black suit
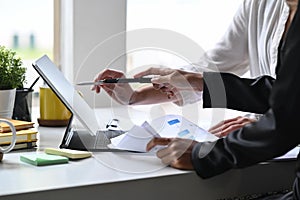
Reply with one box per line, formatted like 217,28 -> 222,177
143,0 -> 300,198
92,0 -> 299,198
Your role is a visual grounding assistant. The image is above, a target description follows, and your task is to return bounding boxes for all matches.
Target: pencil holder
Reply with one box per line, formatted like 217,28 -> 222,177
12,88 -> 33,122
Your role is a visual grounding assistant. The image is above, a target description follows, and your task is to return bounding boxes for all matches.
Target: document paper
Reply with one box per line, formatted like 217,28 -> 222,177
110,114 -> 218,153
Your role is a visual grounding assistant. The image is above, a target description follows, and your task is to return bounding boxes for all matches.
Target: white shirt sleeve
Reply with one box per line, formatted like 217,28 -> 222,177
179,0 -> 288,106
178,1 -> 250,106
195,0 -> 250,76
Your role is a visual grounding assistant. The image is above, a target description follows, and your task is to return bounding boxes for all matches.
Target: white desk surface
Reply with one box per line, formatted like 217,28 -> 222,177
1,125 -> 194,196
0,106 -> 297,200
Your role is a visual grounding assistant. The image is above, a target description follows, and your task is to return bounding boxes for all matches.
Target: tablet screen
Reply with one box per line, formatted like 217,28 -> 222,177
32,55 -> 99,136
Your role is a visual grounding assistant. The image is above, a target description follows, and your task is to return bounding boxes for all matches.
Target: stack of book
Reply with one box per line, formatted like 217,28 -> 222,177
0,119 -> 38,150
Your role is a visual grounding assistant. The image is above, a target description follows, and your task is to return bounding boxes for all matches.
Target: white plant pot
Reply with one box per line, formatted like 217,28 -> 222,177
0,88 -> 16,118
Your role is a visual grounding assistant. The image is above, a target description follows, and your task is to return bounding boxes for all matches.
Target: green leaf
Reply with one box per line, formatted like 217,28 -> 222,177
0,45 -> 26,89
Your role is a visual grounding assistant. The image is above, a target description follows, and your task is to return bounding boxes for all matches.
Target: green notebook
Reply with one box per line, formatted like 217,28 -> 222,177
20,154 -> 69,166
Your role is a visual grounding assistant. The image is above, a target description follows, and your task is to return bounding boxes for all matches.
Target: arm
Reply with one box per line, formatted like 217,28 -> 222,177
135,67 -> 204,106
192,0 -> 250,75
203,72 -> 275,113
132,0 -> 252,107
92,68 -> 179,105
135,66 -> 274,112
193,5 -> 300,178
129,85 -> 176,105
147,3 -> 300,176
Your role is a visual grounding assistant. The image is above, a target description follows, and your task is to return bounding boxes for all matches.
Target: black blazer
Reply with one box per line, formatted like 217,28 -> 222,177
192,2 -> 300,199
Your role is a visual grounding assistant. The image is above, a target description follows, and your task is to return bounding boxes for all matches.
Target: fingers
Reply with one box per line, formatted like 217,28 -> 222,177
101,84 -> 115,97
214,123 -> 246,137
151,75 -> 172,85
169,155 -> 194,169
135,67 -> 202,92
134,67 -> 172,78
146,137 -> 172,151
152,83 -> 164,90
92,69 -> 125,93
148,138 -> 197,170
134,68 -> 157,78
96,69 -> 125,80
208,116 -> 256,137
208,116 -> 242,133
152,82 -> 177,99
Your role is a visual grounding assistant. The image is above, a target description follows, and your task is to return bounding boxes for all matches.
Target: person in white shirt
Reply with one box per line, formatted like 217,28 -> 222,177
92,0 -> 297,137
194,0 -> 290,78
179,0 -> 292,105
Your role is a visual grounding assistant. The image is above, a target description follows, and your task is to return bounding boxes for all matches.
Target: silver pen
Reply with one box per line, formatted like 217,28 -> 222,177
76,77 -> 152,86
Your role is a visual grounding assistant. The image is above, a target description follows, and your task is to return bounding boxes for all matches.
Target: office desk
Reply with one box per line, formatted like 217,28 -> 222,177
0,106 -> 297,200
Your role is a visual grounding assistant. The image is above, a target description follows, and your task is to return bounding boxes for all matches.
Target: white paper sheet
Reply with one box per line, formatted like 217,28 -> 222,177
110,114 -> 300,161
110,115 -> 218,152
110,125 -> 153,152
150,114 -> 218,142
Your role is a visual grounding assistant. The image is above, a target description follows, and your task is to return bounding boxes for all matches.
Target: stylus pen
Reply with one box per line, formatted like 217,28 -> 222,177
76,77 -> 153,86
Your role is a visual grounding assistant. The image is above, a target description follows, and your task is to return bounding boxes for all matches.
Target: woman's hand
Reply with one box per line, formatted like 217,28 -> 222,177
135,67 -> 203,100
92,69 -> 134,105
208,116 -> 257,137
146,137 -> 198,170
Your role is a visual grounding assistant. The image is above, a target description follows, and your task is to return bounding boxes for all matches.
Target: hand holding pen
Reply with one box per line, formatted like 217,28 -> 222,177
77,77 -> 152,86
88,69 -> 147,105
88,69 -> 131,94
86,68 -> 181,105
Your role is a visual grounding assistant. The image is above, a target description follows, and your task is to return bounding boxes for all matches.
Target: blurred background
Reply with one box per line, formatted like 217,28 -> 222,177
0,0 -> 241,108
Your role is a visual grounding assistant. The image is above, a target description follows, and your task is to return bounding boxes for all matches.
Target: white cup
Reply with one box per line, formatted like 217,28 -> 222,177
0,89 -> 16,118
0,119 -> 17,153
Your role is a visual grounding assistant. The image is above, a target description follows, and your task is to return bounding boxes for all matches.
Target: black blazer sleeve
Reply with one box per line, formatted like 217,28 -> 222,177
202,72 -> 274,114
192,2 -> 300,185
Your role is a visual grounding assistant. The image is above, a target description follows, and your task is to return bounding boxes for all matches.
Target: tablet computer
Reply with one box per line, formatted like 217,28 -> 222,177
32,55 -> 124,151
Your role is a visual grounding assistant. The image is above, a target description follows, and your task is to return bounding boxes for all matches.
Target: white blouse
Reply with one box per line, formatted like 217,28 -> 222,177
182,0 -> 290,105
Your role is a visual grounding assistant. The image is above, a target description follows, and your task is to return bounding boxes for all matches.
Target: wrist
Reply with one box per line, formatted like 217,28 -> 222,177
128,91 -> 138,105
187,73 -> 203,91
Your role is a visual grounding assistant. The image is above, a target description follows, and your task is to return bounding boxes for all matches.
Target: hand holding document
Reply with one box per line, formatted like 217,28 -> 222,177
109,122 -> 163,153
109,115 -> 218,153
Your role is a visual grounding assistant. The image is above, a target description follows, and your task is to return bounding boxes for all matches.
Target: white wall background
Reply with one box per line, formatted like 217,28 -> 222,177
60,0 -> 243,108
60,0 -> 127,108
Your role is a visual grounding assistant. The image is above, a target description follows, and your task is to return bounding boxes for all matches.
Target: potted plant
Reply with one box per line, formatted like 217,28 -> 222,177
0,45 -> 26,119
